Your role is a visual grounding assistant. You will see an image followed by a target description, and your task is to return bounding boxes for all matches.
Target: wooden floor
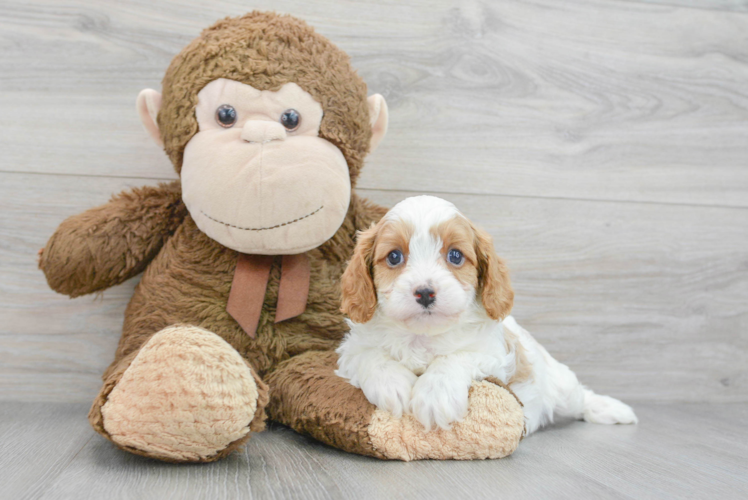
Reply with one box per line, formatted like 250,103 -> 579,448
1,0 -> 747,498
2,401 -> 746,499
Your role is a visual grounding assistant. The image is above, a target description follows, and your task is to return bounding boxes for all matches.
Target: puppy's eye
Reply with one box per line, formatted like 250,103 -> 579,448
386,250 -> 403,267
215,104 -> 237,128
447,249 -> 464,266
280,109 -> 301,131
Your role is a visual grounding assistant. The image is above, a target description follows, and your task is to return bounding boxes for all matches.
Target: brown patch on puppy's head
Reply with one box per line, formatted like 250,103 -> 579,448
158,12 -> 373,183
370,219 -> 414,293
431,216 -> 479,290
432,216 -> 513,320
340,218 -> 415,323
472,224 -> 514,320
340,222 -> 379,324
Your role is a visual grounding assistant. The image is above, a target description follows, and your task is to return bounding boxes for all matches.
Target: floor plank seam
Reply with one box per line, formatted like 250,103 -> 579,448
358,187 -> 748,211
27,434 -> 94,500
2,169 -> 746,212
0,169 -> 178,182
618,0 -> 748,16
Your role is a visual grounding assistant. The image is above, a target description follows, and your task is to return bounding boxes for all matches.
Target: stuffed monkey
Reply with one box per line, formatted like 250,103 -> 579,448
39,12 -> 524,463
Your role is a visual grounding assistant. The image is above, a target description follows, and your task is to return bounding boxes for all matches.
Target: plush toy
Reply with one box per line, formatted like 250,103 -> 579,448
39,12 -> 525,462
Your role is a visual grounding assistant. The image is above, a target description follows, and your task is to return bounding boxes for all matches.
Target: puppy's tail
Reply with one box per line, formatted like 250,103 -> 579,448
551,363 -> 638,425
502,316 -> 638,428
580,389 -> 638,425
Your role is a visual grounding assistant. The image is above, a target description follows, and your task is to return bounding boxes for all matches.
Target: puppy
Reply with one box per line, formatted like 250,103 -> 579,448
335,195 -> 637,433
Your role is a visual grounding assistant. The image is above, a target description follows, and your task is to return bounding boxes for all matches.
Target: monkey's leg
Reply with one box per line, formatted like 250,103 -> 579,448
265,351 -> 525,461
88,325 -> 268,463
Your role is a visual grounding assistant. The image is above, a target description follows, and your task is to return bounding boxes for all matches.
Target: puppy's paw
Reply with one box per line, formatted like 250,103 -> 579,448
361,367 -> 418,419
584,394 -> 638,425
410,373 -> 470,431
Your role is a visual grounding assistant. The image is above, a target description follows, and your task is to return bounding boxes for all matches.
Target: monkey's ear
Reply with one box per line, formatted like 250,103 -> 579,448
367,94 -> 388,153
136,89 -> 164,148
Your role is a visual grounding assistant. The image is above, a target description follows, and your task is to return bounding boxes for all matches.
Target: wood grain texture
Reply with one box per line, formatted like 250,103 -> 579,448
1,173 -> 746,404
1,1 -> 747,496
630,0 -> 748,12
1,0 -> 747,206
1,402 -> 746,500
0,403 -> 93,500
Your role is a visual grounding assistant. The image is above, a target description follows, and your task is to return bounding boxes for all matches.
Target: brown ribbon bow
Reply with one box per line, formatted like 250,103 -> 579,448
227,253 -> 311,338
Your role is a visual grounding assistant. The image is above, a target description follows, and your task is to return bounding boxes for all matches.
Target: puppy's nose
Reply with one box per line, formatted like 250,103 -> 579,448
414,288 -> 436,308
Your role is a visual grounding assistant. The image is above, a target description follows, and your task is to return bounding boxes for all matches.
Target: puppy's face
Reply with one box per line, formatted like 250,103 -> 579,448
341,196 -> 514,334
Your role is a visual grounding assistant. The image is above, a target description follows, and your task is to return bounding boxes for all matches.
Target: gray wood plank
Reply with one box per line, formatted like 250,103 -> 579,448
628,0 -> 748,13
0,172 -> 148,402
0,402 -> 92,500
1,0 -> 747,207
0,402 -> 738,500
1,172 -> 746,403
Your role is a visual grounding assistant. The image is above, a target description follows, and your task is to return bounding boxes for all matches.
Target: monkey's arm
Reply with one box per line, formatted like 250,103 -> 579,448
40,181 -> 187,297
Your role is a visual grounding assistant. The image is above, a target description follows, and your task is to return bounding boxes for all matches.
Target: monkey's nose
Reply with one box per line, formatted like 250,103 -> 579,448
414,287 -> 436,308
241,121 -> 287,144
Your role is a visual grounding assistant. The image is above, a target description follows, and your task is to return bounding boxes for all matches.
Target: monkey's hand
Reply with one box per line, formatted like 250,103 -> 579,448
40,181 -> 186,297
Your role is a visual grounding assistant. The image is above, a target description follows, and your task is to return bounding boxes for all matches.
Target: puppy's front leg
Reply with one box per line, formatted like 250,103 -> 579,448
336,346 -> 417,418
410,355 -> 476,431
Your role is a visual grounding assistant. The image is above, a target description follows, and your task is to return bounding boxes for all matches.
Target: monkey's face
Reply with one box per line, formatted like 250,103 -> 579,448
140,13 -> 389,254
174,78 -> 350,254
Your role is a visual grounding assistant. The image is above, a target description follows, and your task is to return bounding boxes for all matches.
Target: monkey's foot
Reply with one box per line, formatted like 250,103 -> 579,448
367,379 -> 525,461
98,325 -> 267,462
267,351 -> 525,461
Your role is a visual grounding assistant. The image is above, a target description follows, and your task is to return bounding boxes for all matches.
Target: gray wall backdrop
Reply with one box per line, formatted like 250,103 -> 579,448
1,0 -> 746,404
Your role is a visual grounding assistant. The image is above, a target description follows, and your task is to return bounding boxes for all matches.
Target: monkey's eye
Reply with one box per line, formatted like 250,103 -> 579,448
447,249 -> 464,266
215,104 -> 237,128
386,250 -> 404,267
280,109 -> 301,131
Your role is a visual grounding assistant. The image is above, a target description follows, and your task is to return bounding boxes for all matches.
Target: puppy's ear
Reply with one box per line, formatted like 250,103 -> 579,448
473,224 -> 514,320
341,222 -> 380,323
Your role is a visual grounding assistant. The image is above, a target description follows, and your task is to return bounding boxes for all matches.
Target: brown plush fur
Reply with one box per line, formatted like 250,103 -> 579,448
39,181 -> 186,297
40,12 -> 523,462
266,350 -> 386,458
105,192 -> 385,381
39,12 -> 388,463
267,351 -> 526,460
43,179 -> 386,462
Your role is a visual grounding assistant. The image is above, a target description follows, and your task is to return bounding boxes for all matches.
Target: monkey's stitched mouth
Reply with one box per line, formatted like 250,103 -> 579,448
199,205 -> 324,232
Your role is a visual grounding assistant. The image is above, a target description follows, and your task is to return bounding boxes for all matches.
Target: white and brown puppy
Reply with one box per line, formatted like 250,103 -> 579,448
336,195 -> 637,433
